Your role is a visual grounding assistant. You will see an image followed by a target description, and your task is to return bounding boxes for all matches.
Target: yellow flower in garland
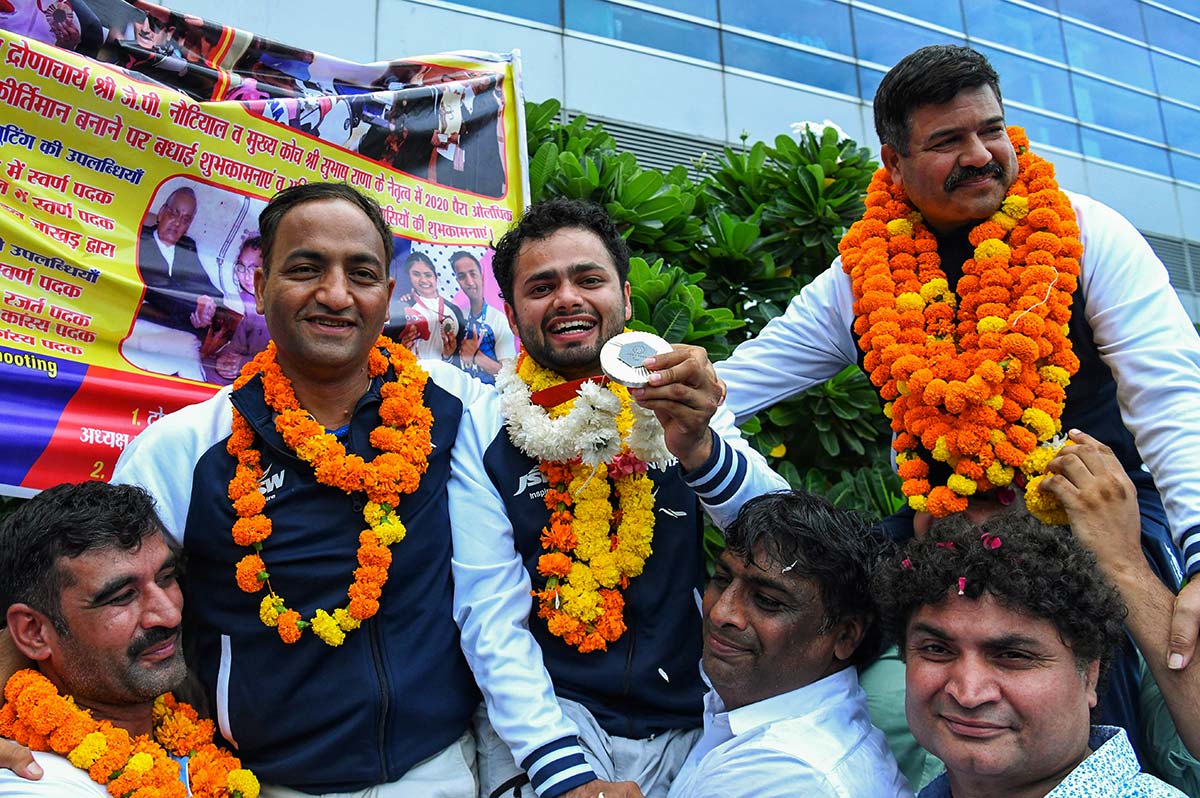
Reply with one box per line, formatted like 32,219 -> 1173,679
226,337 -> 430,646
841,126 -> 1081,517
510,353 -> 660,654
1,669 -> 259,798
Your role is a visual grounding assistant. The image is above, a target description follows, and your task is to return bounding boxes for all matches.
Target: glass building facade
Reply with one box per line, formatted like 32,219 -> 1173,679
452,0 -> 1200,186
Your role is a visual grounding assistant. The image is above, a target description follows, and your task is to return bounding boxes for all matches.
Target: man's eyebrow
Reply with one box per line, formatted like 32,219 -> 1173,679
90,575 -> 136,607
924,115 -> 1005,144
740,568 -> 809,602
282,249 -> 383,267
88,550 -> 179,607
521,262 -> 608,285
909,621 -> 951,639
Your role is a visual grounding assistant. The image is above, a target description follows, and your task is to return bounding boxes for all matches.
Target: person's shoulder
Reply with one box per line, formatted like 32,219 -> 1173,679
1063,190 -> 1134,229
423,359 -> 495,408
118,387 -> 233,466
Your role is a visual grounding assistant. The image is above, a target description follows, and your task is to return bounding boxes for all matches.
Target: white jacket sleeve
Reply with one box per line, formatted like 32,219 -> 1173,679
716,262 -> 860,426
683,405 -> 790,530
449,390 -> 596,798
1071,193 -> 1200,573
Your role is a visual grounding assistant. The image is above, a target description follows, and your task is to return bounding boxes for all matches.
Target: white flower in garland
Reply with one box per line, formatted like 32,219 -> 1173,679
497,357 -> 676,469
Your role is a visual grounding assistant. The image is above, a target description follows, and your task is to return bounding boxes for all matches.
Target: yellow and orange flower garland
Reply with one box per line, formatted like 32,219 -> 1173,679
0,669 -> 259,798
227,336 -> 433,646
501,352 -> 661,653
840,127 -> 1081,522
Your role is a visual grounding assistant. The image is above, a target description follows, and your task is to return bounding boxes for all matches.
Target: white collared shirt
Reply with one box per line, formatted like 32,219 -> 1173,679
668,667 -> 914,798
153,229 -> 177,277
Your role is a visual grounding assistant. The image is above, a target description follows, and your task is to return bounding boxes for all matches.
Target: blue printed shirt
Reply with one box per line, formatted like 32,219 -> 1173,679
918,726 -> 1187,798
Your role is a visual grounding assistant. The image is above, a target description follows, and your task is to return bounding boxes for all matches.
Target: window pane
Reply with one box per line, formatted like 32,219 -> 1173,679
721,1 -> 852,56
452,0 -> 561,26
646,0 -> 717,18
1080,127 -> 1171,174
723,33 -> 858,95
1006,107 -> 1081,152
1152,52 -> 1200,107
858,0 -> 964,32
852,8 -> 966,68
565,0 -> 720,62
1170,150 -> 1200,185
1142,5 -> 1200,61
1056,0 -> 1144,35
1062,21 -> 1155,91
1072,74 -> 1163,140
858,65 -> 886,103
1161,101 -> 1200,154
973,45 -> 1074,117
965,2 -> 1065,62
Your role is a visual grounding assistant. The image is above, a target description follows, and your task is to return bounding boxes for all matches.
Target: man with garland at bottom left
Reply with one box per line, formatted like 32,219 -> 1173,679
0,481 -> 259,798
450,198 -> 789,798
107,181 -> 497,797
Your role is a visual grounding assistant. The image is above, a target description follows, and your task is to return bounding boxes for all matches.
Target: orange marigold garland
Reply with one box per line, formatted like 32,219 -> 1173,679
226,336 -> 433,645
502,352 -> 661,653
841,127 -> 1080,522
0,669 -> 259,798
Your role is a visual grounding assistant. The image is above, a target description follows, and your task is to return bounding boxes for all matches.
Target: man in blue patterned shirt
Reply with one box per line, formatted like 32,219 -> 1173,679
875,509 -> 1186,798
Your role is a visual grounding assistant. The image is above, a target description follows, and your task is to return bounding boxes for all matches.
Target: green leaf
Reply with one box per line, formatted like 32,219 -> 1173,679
652,300 -> 691,342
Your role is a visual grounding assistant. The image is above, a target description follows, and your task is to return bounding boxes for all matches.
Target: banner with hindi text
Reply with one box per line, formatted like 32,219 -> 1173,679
0,0 -> 527,494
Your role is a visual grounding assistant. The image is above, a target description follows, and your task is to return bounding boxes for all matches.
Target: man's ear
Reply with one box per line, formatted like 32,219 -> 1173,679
253,267 -> 267,315
503,301 -> 518,337
1083,657 -> 1100,710
5,605 -> 57,662
831,614 -> 868,663
881,144 -> 904,188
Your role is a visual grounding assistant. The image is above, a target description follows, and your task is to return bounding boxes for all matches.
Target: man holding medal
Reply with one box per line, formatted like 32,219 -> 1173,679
715,44 -> 1200,784
449,198 -> 788,798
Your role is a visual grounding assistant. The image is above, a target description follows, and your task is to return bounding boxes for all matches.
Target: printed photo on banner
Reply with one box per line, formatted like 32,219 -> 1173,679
0,3 -> 525,493
385,241 -> 515,384
121,176 -> 267,385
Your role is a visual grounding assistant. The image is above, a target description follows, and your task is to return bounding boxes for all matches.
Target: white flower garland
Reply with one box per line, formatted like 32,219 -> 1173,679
497,358 -> 676,469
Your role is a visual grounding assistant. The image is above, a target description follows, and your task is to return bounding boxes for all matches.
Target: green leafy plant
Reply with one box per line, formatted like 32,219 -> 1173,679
525,102 -> 901,527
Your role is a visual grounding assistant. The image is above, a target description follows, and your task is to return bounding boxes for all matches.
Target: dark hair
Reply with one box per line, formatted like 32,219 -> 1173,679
403,251 -> 434,275
0,482 -> 168,633
449,250 -> 480,271
874,45 -> 1002,155
490,198 -> 630,301
723,490 -> 887,669
258,182 -> 394,273
874,509 -> 1126,683
238,235 -> 262,260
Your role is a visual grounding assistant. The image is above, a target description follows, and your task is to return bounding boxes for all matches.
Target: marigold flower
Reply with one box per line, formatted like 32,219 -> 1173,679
1024,474 -> 1069,525
235,555 -> 267,594
311,609 -> 346,647
273,611 -> 302,643
538,553 -> 574,579
258,595 -> 284,627
228,768 -> 261,798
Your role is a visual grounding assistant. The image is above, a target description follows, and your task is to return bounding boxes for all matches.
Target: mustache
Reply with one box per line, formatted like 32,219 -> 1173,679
127,625 -> 180,658
944,161 -> 1005,191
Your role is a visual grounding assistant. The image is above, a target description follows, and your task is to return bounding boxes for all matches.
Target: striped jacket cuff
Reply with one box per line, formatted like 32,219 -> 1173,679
683,429 -> 747,507
1182,526 -> 1200,579
523,737 -> 596,798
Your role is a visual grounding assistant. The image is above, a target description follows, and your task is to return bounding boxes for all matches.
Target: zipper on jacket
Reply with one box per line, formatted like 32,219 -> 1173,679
368,619 -> 391,775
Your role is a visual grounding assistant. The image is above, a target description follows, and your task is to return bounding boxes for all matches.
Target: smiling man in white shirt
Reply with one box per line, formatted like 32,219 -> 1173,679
668,490 -> 912,798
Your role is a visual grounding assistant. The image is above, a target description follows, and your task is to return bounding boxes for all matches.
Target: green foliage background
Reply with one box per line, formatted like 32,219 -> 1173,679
525,99 -> 904,548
